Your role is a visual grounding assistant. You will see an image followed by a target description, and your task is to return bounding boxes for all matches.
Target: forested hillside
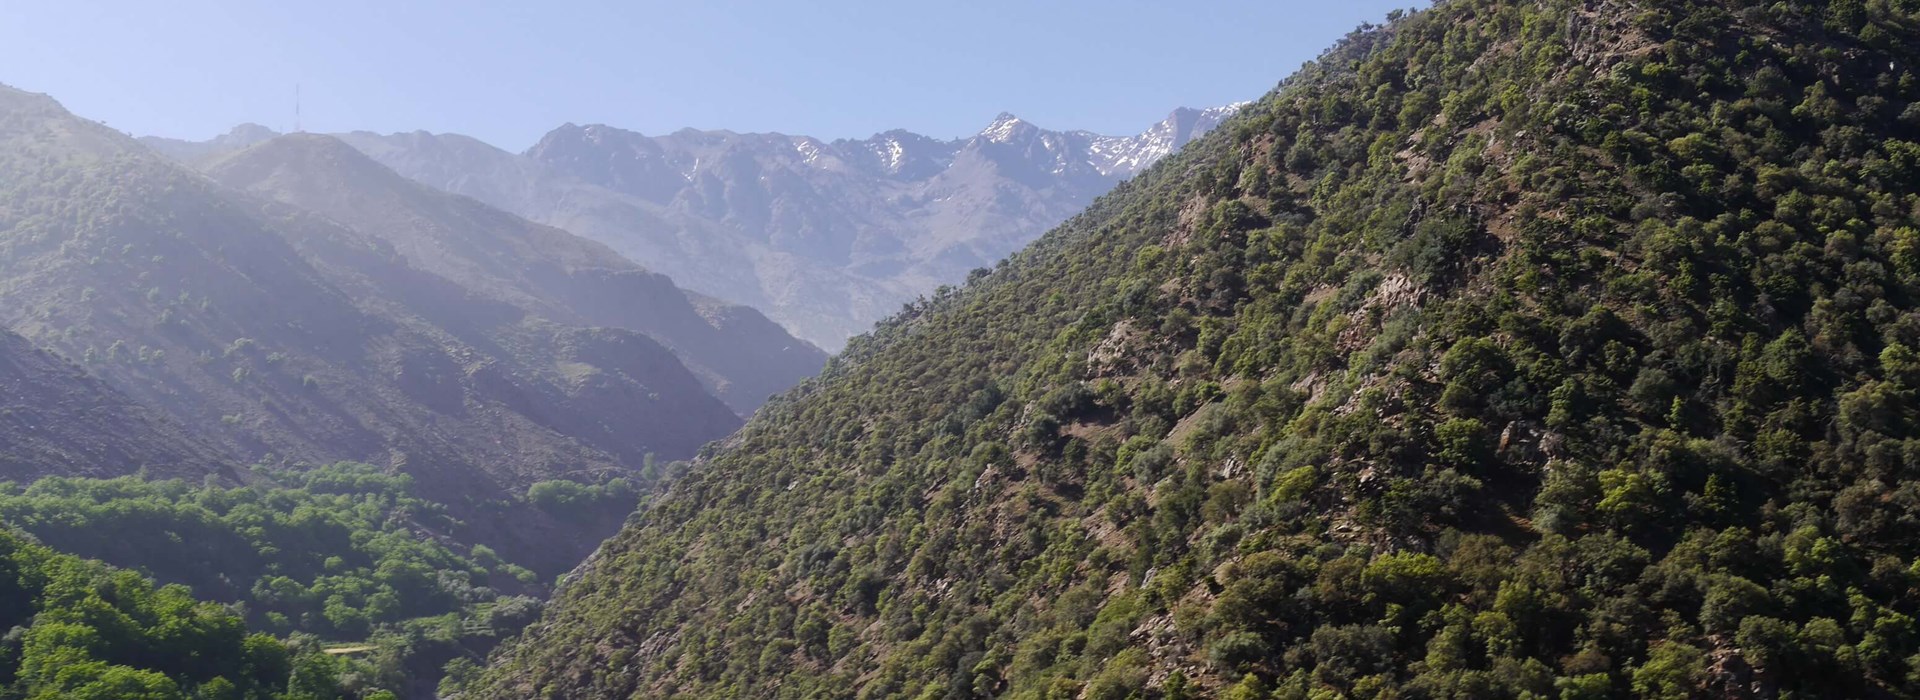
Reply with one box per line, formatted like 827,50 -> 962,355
0,463 -> 638,698
473,0 -> 1920,697
0,527 -> 362,699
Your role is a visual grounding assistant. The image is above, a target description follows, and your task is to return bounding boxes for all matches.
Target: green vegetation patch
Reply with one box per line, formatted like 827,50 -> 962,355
0,463 -> 637,697
473,1 -> 1920,698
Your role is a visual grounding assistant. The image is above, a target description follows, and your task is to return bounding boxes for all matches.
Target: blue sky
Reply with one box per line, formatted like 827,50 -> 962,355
1,0 -> 1419,150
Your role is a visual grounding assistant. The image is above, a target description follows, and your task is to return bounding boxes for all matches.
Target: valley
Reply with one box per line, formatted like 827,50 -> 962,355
146,106 -> 1241,350
0,58 -> 1235,699
4,0 -> 1920,698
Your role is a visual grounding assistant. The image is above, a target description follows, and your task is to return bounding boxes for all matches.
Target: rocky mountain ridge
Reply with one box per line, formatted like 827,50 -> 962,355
146,105 -> 1242,348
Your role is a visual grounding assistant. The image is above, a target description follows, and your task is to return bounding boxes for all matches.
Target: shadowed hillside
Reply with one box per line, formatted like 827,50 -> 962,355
202,133 -> 824,416
0,83 -> 741,573
0,326 -> 232,482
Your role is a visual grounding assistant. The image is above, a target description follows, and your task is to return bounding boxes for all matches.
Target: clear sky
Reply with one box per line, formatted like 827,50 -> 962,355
0,0 -> 1420,151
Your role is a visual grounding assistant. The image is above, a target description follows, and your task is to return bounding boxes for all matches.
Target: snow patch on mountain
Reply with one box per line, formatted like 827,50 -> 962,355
155,102 -> 1248,349
980,112 -> 1033,143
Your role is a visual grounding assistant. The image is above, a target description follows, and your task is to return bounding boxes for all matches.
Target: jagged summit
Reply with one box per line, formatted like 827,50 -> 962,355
149,104 -> 1239,349
977,111 -> 1036,142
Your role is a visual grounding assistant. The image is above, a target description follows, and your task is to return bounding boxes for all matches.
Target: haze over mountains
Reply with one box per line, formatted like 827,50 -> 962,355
198,132 -> 826,415
0,82 -> 827,573
3,73 -> 830,694
146,105 -> 1241,348
9,0 -> 1920,698
0,64 -> 1237,698
1,84 -> 749,472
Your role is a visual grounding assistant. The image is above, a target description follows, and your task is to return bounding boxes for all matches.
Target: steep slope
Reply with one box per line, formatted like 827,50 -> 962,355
0,84 -> 738,512
0,326 -> 232,482
473,1 -> 1920,698
199,133 -> 823,415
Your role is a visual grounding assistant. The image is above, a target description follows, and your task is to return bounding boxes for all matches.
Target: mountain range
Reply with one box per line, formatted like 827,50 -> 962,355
10,0 -> 1919,697
0,325 -> 230,482
0,83 -> 830,573
465,1 -> 1920,697
0,72 -> 1234,700
145,105 -> 1242,348
198,132 -> 825,416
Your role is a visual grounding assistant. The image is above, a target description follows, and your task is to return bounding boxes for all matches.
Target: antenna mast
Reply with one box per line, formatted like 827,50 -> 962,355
294,83 -> 302,133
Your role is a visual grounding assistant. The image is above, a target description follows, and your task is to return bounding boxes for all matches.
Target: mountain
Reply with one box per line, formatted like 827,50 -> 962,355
0,326 -> 231,482
468,1 -> 1920,698
148,106 -> 1239,349
484,107 -> 1243,349
0,84 -> 739,523
199,132 -> 825,415
140,121 -> 278,164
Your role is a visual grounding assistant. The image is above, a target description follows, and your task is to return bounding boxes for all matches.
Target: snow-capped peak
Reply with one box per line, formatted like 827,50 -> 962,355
1083,102 -> 1248,177
979,112 -> 1034,143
